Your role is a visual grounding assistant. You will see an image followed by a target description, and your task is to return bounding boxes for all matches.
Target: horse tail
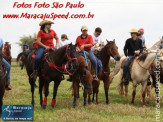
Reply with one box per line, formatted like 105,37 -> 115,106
17,52 -> 25,62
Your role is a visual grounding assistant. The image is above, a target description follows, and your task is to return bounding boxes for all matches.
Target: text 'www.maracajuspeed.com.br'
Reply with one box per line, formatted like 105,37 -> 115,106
3,12 -> 94,20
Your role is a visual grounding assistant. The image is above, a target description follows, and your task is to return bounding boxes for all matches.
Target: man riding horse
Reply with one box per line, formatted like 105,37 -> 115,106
31,20 -> 60,79
75,25 -> 99,81
123,28 -> 143,85
0,38 -> 12,90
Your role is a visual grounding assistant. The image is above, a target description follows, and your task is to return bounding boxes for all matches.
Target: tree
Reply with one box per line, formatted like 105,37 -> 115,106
17,33 -> 37,50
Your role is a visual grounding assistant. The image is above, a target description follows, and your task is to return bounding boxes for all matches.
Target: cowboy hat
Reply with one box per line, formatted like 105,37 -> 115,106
81,25 -> 88,31
128,28 -> 139,34
39,20 -> 54,26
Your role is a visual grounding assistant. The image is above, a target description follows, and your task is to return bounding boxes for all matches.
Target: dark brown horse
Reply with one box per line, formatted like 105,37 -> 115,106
91,40 -> 120,104
72,53 -> 93,107
3,43 -> 12,65
17,44 -> 78,108
0,46 -> 7,117
39,44 -> 78,109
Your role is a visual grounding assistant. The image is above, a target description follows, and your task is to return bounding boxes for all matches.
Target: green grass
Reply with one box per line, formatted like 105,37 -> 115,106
1,64 -> 163,122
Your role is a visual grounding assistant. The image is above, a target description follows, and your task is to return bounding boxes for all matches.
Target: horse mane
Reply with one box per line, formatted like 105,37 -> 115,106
99,41 -> 114,59
99,43 -> 109,59
138,53 -> 149,62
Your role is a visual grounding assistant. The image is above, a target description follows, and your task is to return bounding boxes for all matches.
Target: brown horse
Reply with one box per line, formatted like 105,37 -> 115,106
0,46 -> 7,117
91,40 -> 120,104
39,44 -> 78,109
3,43 -> 12,65
72,53 -> 93,107
17,44 -> 78,108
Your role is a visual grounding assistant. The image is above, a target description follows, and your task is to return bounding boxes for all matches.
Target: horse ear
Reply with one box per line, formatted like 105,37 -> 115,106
113,39 -> 115,43
69,42 -> 72,46
106,39 -> 110,43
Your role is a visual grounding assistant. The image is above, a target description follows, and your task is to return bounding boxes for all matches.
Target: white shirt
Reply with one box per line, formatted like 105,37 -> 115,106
92,34 -> 104,51
57,40 -> 65,49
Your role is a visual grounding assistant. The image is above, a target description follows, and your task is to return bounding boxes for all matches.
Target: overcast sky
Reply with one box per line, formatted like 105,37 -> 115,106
0,0 -> 163,58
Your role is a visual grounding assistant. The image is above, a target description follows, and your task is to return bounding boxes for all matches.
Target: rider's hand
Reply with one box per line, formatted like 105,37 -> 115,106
54,45 -> 58,49
80,45 -> 85,50
45,46 -> 50,51
135,50 -> 140,55
125,56 -> 129,61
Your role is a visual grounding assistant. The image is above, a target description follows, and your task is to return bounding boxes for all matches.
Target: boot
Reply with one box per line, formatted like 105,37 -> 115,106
30,70 -> 38,80
6,84 -> 12,90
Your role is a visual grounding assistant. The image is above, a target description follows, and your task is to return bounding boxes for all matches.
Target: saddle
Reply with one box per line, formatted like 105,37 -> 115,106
121,57 -> 137,81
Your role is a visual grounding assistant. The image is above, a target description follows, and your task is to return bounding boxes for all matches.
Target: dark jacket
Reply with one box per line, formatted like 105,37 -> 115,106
124,38 -> 143,56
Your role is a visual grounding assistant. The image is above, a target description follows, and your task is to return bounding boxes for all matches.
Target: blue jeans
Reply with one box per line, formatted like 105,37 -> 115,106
2,58 -> 11,83
34,47 -> 45,69
86,50 -> 98,76
123,56 -> 134,78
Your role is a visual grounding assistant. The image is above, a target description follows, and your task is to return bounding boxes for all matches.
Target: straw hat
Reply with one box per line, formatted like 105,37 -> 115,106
39,20 -> 54,26
81,25 -> 88,31
128,28 -> 139,34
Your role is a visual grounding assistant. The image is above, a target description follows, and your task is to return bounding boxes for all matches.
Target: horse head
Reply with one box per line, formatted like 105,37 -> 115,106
66,43 -> 79,70
106,39 -> 121,61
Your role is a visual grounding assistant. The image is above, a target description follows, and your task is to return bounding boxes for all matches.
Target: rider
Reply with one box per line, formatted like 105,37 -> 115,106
138,28 -> 146,49
23,41 -> 30,51
57,34 -> 68,49
0,38 -> 12,90
123,28 -> 143,85
31,20 -> 59,79
91,27 -> 104,52
76,25 -> 98,80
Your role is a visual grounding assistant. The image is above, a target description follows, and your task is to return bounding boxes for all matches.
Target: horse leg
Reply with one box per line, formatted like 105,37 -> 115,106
141,82 -> 147,107
39,77 -> 44,107
51,81 -> 61,108
125,85 -> 129,101
0,90 -> 5,118
119,78 -> 124,95
29,77 -> 35,106
83,89 -> 87,106
92,91 -> 95,103
96,91 -> 99,104
42,78 -> 50,109
73,81 -> 78,108
131,82 -> 137,104
104,79 -> 110,104
88,94 -> 91,105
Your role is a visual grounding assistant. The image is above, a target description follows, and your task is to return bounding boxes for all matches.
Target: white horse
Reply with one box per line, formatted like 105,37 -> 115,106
119,51 -> 158,107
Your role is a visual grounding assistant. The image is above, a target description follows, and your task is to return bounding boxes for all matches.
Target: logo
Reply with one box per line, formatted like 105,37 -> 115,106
2,105 -> 33,121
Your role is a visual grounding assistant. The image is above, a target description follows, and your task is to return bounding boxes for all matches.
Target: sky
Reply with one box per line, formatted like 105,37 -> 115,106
0,0 -> 163,58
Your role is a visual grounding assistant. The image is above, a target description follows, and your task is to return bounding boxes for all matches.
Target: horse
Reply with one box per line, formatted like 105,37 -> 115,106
72,53 -> 93,107
39,44 -> 78,109
0,46 -> 7,117
91,40 -> 121,104
119,52 -> 158,107
17,43 -> 78,108
3,43 -> 12,65
17,49 -> 36,105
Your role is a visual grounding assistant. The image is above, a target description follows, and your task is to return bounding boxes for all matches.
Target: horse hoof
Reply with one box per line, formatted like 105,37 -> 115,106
42,104 -> 47,109
51,105 -> 56,108
73,104 -> 76,108
142,105 -> 146,108
106,101 -> 110,104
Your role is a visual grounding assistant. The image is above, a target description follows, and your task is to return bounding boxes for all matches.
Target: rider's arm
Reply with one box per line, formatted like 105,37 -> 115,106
37,37 -> 47,48
54,35 -> 59,48
124,39 -> 129,57
139,39 -> 143,54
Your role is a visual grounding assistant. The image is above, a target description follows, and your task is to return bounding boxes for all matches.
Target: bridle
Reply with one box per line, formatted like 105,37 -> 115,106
136,52 -> 158,73
46,45 -> 77,75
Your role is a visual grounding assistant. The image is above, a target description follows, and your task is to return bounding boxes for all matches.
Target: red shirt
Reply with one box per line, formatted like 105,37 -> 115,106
75,35 -> 94,50
37,29 -> 57,48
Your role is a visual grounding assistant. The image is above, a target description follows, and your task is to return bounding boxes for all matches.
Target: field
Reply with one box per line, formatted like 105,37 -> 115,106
1,62 -> 163,122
